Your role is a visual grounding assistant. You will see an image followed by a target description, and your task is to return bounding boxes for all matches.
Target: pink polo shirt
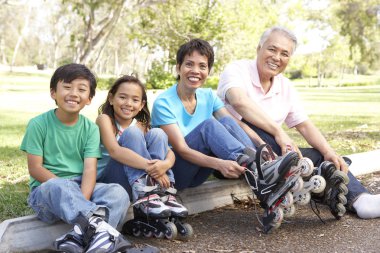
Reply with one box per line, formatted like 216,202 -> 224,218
217,59 -> 308,128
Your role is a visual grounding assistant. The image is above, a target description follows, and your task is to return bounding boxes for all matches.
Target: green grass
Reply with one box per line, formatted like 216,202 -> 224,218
0,71 -> 379,222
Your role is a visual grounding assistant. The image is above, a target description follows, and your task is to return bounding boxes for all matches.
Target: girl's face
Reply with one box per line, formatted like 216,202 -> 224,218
109,82 -> 145,125
176,50 -> 209,91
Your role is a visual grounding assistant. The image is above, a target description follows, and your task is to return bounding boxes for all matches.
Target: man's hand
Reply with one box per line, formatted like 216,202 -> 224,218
323,151 -> 349,173
216,159 -> 245,178
274,131 -> 302,157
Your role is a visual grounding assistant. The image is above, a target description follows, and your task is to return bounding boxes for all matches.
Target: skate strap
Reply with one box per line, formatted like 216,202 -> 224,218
133,193 -> 161,206
161,194 -> 177,203
165,186 -> 177,195
255,144 -> 275,178
142,185 -> 158,193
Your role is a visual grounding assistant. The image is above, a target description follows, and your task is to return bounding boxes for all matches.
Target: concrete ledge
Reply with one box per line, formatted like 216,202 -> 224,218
1,150 -> 379,252
0,179 -> 251,252
346,150 -> 380,176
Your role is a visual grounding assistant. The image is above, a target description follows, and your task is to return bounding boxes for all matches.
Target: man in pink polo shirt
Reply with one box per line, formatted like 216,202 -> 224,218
217,26 -> 380,219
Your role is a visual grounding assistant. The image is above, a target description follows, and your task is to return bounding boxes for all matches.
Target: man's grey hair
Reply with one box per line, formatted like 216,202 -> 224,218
258,26 -> 298,54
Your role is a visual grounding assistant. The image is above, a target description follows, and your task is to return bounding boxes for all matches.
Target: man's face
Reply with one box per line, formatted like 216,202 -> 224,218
256,31 -> 295,79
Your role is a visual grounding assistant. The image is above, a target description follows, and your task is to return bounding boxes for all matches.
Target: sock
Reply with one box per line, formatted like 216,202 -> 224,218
353,193 -> 380,219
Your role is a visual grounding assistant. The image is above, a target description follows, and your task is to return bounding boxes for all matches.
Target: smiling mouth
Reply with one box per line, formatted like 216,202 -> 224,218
268,62 -> 279,70
188,77 -> 201,82
66,100 -> 79,105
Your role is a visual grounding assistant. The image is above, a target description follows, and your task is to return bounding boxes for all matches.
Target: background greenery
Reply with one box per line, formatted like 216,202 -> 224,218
0,71 -> 379,222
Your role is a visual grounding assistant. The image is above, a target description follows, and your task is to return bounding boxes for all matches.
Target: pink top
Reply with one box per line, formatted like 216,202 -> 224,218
217,59 -> 308,128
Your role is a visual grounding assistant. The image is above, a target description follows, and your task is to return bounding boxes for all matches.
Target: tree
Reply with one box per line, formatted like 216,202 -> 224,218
334,0 -> 380,68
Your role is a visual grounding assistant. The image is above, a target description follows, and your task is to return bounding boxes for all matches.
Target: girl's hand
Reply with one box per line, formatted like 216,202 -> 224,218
146,159 -> 169,178
154,174 -> 171,189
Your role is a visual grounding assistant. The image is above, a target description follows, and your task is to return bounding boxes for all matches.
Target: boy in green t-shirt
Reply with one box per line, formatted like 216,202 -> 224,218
20,64 -> 145,253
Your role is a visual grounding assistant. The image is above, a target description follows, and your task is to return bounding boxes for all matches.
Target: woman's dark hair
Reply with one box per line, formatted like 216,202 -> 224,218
176,38 -> 214,80
98,75 -> 150,133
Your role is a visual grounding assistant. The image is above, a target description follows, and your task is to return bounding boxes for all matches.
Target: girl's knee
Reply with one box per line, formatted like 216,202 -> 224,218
121,126 -> 144,143
146,128 -> 167,142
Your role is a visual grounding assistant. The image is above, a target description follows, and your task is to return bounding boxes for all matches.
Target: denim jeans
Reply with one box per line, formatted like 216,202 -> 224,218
28,177 -> 129,227
243,120 -> 369,211
172,116 -> 255,190
98,126 -> 174,198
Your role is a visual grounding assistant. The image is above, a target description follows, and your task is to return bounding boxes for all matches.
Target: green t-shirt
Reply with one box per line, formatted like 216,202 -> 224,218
20,109 -> 102,188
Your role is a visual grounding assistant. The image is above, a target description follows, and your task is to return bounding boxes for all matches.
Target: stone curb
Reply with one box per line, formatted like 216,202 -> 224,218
0,150 -> 379,252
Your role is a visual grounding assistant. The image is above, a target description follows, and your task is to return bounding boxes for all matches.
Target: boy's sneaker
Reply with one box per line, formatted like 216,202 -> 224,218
161,192 -> 188,218
54,229 -> 84,253
85,216 -> 132,253
134,193 -> 171,218
311,161 -> 350,219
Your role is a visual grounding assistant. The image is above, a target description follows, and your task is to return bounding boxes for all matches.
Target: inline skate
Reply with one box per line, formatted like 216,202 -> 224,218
290,158 -> 327,206
238,144 -> 304,233
311,160 -> 350,219
123,177 -> 192,240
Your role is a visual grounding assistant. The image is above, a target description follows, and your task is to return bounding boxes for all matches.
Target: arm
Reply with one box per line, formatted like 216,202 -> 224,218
295,120 -> 348,173
96,114 -> 149,169
225,87 -> 301,156
213,107 -> 265,147
81,157 -> 97,200
160,123 -> 245,178
146,148 -> 175,179
27,153 -> 57,183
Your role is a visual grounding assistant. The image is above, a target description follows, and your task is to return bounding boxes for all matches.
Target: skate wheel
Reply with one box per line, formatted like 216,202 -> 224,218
291,177 -> 304,192
338,183 -> 348,195
143,229 -> 153,238
272,221 -> 281,230
309,175 -> 327,194
335,203 -> 346,217
164,222 -> 178,240
177,223 -> 194,241
337,193 -> 347,205
132,228 -> 142,237
298,157 -> 314,177
272,208 -> 284,223
295,192 -> 311,205
153,231 -> 165,239
283,205 -> 296,217
281,192 -> 294,208
333,170 -> 350,185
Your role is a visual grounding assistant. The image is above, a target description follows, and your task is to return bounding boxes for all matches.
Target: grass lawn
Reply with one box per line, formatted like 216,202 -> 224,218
0,71 -> 379,222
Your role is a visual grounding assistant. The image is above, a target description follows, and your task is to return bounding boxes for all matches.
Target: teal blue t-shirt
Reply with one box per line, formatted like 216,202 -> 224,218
151,84 -> 224,137
20,109 -> 102,188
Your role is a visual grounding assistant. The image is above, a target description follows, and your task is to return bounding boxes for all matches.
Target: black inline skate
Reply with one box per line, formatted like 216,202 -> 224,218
311,159 -> 350,219
238,144 -> 303,233
123,176 -> 192,240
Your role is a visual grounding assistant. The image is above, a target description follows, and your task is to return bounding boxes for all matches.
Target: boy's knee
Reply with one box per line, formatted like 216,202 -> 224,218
108,183 -> 130,206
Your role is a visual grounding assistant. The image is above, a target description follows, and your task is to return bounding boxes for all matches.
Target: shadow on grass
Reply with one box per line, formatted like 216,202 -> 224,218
0,181 -> 33,222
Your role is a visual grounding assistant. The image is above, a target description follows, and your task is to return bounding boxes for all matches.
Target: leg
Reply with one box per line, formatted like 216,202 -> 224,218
28,178 -> 98,224
172,118 -> 246,190
90,182 -> 130,228
98,159 -> 132,196
219,116 -> 256,149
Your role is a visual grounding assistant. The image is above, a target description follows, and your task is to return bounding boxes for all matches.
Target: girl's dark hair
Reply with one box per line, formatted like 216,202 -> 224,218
98,75 -> 151,133
176,38 -> 214,80
50,63 -> 97,98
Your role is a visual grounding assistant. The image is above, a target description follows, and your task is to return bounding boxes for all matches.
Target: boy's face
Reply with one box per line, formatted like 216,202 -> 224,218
50,78 -> 92,115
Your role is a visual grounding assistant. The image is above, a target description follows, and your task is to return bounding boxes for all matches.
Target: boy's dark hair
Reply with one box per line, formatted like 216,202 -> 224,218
98,75 -> 151,133
50,63 -> 97,99
176,39 -> 214,80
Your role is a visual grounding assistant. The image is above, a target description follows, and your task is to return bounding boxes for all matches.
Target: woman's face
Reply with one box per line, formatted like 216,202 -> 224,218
176,50 -> 209,91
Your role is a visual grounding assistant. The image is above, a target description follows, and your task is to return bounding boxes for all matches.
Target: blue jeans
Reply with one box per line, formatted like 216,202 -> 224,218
244,120 -> 369,211
172,116 -> 255,190
28,177 -> 129,227
98,126 -> 174,197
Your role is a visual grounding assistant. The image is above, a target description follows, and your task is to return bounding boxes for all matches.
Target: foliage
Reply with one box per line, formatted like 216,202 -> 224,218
333,0 -> 380,68
146,61 -> 176,89
96,76 -> 117,90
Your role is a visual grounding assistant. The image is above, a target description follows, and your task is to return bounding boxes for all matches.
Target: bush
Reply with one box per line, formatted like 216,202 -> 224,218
146,61 -> 176,89
203,75 -> 219,89
97,77 -> 116,90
